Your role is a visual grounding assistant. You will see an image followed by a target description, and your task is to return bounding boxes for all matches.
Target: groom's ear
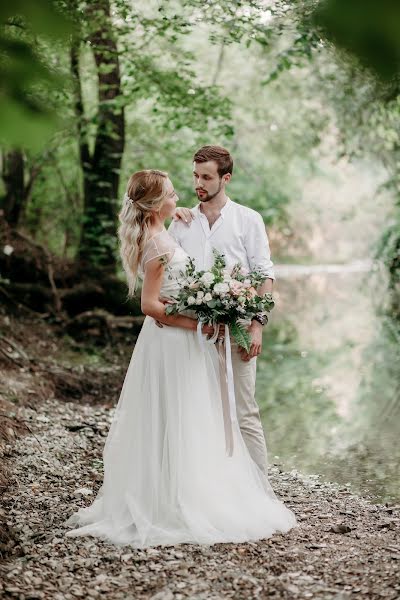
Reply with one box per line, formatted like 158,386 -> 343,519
223,173 -> 232,184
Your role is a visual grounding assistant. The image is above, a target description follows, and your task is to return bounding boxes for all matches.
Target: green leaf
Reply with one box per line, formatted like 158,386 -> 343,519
230,321 -> 251,352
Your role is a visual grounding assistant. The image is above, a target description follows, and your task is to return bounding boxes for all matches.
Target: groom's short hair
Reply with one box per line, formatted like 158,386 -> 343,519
193,145 -> 233,177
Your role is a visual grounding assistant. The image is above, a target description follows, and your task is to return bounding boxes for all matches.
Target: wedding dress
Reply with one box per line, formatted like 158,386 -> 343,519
64,229 -> 297,547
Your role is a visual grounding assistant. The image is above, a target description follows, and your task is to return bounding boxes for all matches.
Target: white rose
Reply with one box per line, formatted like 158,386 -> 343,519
187,296 -> 196,305
200,272 -> 215,287
204,292 -> 212,302
222,269 -> 232,282
214,282 -> 229,295
195,297 -> 203,305
243,279 -> 251,288
197,291 -> 205,299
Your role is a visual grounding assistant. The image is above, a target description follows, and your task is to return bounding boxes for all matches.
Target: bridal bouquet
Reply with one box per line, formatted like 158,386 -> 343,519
163,250 -> 274,352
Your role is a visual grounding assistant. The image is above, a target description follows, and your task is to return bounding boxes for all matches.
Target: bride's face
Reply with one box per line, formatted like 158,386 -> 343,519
158,178 -> 179,219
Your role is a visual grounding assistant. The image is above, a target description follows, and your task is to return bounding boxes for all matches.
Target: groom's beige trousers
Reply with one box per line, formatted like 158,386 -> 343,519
230,344 -> 269,476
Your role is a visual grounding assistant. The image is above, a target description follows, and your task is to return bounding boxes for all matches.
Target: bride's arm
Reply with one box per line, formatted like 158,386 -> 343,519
141,258 -> 207,332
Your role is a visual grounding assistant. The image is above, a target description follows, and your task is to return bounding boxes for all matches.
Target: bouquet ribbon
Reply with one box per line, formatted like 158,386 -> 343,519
196,322 -> 237,457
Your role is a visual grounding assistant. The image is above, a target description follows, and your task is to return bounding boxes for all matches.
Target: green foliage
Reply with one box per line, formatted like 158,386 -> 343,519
120,54 -> 233,136
256,0 -> 400,316
230,320 -> 251,352
0,0 -> 346,273
23,135 -> 81,253
312,0 -> 400,81
376,219 -> 400,319
0,1 -> 72,149
311,6 -> 400,316
111,0 -> 234,135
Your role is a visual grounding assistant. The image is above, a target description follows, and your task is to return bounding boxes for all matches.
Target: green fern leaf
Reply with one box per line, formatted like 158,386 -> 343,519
230,322 -> 251,352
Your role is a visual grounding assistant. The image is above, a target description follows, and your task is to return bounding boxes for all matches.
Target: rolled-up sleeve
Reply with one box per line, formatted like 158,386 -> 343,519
245,212 -> 275,280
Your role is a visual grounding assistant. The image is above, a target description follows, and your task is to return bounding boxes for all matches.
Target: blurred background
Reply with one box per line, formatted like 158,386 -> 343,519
0,0 -> 399,503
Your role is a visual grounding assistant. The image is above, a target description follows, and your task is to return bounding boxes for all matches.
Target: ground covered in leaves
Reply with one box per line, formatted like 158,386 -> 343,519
1,393 -> 399,600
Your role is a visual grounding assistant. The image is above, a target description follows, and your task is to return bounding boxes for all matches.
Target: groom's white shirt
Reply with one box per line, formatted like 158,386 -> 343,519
168,198 -> 275,279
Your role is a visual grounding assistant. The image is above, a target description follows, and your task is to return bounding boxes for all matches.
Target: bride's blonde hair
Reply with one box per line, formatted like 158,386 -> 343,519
118,169 -> 168,296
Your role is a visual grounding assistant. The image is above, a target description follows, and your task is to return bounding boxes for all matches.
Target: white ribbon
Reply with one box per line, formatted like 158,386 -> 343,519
197,321 -> 237,457
224,324 -> 237,427
196,320 -> 219,348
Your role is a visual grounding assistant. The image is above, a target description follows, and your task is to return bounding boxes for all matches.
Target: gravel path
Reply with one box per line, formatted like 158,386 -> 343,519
1,397 -> 399,600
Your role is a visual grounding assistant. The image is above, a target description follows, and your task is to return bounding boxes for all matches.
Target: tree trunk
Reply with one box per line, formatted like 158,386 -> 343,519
71,0 -> 125,275
1,150 -> 25,226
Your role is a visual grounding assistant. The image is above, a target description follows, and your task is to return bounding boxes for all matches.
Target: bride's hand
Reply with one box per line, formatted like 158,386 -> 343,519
201,323 -> 225,338
201,324 -> 215,336
159,297 -> 175,305
172,207 -> 194,225
156,297 -> 175,327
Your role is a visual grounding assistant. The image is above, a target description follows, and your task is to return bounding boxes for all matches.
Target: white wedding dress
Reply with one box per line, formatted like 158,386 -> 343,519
64,230 -> 297,547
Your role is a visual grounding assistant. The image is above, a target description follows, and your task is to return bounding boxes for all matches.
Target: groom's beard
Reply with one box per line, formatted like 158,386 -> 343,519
196,179 -> 223,203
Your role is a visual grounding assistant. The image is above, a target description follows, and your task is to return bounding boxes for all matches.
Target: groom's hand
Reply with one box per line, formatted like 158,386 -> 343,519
172,207 -> 194,226
240,321 -> 263,361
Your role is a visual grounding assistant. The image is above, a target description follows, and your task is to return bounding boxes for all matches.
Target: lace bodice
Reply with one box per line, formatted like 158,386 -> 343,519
139,229 -> 189,298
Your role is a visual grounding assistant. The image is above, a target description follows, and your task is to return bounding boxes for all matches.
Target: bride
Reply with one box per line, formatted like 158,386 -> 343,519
64,169 -> 297,547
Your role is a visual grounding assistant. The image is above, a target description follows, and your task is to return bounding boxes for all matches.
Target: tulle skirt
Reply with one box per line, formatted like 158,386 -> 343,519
64,316 -> 297,547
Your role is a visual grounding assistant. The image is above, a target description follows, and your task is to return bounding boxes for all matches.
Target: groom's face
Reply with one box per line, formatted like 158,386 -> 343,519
193,161 -> 228,203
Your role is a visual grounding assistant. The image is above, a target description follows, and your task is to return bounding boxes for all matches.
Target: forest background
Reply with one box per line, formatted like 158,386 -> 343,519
1,0 -> 399,311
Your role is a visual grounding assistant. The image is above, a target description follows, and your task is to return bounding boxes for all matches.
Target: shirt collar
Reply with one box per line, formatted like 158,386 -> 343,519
194,197 -> 232,218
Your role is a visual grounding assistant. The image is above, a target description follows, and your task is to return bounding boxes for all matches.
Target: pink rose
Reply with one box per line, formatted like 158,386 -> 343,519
229,280 -> 244,296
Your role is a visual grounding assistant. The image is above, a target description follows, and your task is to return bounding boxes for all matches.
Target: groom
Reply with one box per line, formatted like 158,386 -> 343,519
169,145 -> 275,476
